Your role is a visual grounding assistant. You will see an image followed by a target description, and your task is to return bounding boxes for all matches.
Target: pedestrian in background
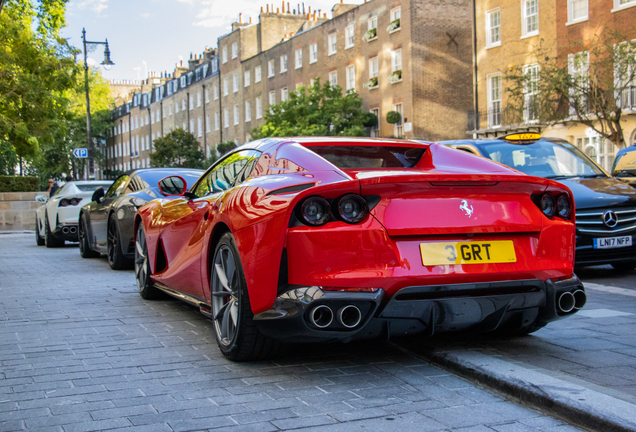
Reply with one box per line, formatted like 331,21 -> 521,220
46,179 -> 59,197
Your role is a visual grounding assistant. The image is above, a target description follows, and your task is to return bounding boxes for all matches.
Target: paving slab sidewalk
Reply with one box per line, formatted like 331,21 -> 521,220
397,282 -> 636,432
0,233 -> 583,432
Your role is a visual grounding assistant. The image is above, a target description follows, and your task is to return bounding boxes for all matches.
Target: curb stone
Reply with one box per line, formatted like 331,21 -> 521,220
395,346 -> 636,432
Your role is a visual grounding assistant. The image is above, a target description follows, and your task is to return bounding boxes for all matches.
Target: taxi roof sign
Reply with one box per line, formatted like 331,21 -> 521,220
498,132 -> 542,143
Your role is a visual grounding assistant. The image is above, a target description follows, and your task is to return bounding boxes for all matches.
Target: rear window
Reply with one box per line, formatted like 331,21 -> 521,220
309,145 -> 426,169
76,183 -> 112,192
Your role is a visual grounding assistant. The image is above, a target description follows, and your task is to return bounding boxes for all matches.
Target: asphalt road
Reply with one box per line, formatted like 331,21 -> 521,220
0,233 -> 582,432
576,265 -> 636,289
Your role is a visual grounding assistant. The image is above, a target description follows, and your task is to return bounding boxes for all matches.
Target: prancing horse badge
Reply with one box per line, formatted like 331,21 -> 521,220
459,200 -> 474,218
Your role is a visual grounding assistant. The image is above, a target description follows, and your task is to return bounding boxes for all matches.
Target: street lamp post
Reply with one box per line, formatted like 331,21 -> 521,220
82,28 -> 114,179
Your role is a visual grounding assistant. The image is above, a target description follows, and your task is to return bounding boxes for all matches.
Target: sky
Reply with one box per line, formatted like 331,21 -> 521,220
61,0 -> 363,82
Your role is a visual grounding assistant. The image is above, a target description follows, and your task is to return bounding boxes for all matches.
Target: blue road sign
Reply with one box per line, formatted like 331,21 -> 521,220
72,148 -> 88,158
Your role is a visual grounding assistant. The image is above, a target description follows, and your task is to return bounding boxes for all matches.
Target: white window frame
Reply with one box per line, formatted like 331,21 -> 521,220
197,117 -> 203,137
392,103 -> 403,138
268,59 -> 275,77
256,96 -> 262,119
567,0 -> 588,24
369,57 -> 379,79
231,42 -> 238,59
222,46 -> 228,63
345,25 -> 354,49
255,65 -> 262,83
197,91 -> 202,107
329,70 -> 338,86
233,72 -> 239,93
568,51 -> 589,116
280,55 -> 288,73
233,104 -> 239,125
368,16 -> 378,32
487,73 -> 502,128
328,33 -> 337,56
269,90 -> 276,106
214,112 -> 220,131
189,96 -> 194,111
370,108 -> 380,137
223,108 -> 229,128
389,7 -> 401,32
223,78 -> 229,96
613,0 -> 636,12
295,48 -> 303,69
309,43 -> 318,64
521,0 -> 539,38
205,89 -> 210,103
213,84 -> 219,100
244,70 -> 250,87
346,65 -> 356,91
523,63 -> 540,123
245,100 -> 251,122
485,8 -> 501,48
281,87 -> 289,102
391,49 -> 402,73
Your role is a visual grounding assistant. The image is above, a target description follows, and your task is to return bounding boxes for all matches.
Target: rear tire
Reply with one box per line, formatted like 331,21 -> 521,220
611,261 -> 636,271
135,222 -> 161,300
35,216 -> 44,246
107,216 -> 132,270
79,214 -> 99,258
211,232 -> 282,362
44,213 -> 63,248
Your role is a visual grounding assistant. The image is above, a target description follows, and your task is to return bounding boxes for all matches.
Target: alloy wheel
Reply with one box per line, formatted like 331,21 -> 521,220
107,219 -> 118,266
135,225 -> 149,292
211,244 -> 240,347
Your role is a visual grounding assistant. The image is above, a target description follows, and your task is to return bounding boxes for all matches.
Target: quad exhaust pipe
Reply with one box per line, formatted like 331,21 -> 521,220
337,305 -> 362,328
309,305 -> 333,328
557,290 -> 587,313
309,304 -> 362,329
69,227 -> 77,234
62,227 -> 69,234
573,289 -> 586,310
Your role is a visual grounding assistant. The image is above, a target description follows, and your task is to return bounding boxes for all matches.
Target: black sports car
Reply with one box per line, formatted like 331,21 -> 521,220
78,168 -> 204,269
435,133 -> 636,270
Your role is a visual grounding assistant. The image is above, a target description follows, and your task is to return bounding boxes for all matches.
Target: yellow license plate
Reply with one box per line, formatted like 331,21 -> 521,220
420,240 -> 517,266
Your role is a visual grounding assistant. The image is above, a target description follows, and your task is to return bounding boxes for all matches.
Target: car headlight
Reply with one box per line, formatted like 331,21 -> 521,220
540,194 -> 556,218
336,194 -> 368,224
299,197 -> 331,226
557,194 -> 570,219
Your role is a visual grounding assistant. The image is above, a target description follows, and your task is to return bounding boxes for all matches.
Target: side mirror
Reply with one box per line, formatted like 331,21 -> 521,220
158,175 -> 187,196
91,187 -> 105,203
35,195 -> 48,204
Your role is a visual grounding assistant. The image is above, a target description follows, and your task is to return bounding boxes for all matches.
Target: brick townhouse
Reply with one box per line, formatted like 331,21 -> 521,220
475,0 -> 636,172
106,0 -> 473,174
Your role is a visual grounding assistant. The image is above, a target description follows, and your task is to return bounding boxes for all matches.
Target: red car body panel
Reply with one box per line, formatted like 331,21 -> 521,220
135,138 -> 577,323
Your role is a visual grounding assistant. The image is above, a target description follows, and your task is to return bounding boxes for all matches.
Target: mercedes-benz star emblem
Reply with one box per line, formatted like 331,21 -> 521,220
603,210 -> 618,228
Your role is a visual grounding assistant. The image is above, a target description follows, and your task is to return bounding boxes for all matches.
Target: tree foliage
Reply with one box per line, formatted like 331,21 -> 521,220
150,128 -> 206,169
505,30 -> 636,148
251,80 -> 370,139
0,0 -> 79,160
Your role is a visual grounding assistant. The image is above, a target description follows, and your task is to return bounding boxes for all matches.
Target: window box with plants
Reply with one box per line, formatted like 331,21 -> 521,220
388,70 -> 402,84
387,19 -> 400,33
363,28 -> 377,42
363,77 -> 379,89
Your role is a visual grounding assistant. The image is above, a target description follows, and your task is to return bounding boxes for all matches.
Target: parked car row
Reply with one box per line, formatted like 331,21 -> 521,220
35,135 -> 634,362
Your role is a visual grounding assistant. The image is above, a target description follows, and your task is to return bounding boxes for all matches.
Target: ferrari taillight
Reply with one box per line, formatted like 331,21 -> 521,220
335,194 -> 369,224
534,192 -> 572,220
299,196 -> 331,226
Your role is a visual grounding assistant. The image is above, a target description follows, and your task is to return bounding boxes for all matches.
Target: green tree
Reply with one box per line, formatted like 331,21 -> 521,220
251,79 -> 369,139
505,30 -> 636,149
216,141 -> 237,156
0,0 -> 79,162
150,128 -> 206,169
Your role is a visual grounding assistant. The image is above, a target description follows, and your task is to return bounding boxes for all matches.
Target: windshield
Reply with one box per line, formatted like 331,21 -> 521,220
309,145 -> 426,169
76,183 -> 112,192
480,140 -> 606,179
612,149 -> 636,177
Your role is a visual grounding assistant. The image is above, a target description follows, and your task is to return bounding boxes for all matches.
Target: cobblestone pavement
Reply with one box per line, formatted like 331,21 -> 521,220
399,280 -> 636,404
0,234 -> 581,432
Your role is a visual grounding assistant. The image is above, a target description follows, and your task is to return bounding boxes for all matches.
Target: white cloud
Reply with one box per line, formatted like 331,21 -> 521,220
76,0 -> 109,14
141,12 -> 150,18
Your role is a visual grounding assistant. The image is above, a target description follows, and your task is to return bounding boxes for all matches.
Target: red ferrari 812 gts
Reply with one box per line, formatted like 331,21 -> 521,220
134,137 -> 585,361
